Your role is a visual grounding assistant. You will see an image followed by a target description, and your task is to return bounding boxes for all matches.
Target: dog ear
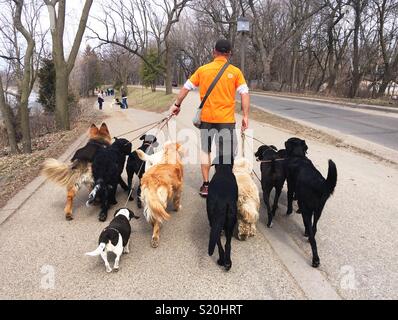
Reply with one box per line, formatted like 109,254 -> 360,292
99,123 -> 110,135
114,209 -> 121,217
128,209 -> 140,220
302,140 -> 308,152
89,124 -> 99,137
270,145 -> 278,151
140,135 -> 146,141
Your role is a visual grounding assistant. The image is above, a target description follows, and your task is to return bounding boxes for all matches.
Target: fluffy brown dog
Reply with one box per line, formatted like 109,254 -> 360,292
138,142 -> 184,248
41,123 -> 111,220
233,158 -> 260,241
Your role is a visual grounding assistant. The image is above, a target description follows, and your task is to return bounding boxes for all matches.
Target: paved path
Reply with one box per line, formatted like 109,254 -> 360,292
250,94 -> 398,151
0,93 -> 397,299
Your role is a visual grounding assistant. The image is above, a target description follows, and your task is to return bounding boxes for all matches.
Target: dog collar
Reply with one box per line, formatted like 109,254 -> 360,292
103,227 -> 120,233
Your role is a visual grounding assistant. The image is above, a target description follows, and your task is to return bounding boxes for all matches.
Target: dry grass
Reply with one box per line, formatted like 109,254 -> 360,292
0,97 -> 106,209
126,86 -> 176,113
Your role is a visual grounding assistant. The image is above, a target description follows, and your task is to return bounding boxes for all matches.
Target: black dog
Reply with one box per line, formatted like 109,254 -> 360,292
285,137 -> 337,267
255,145 -> 287,227
88,138 -> 132,221
126,134 -> 158,208
207,157 -> 238,271
284,137 -> 309,215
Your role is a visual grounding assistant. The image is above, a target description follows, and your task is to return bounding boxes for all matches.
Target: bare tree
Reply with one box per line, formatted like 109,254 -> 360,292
43,0 -> 93,130
373,0 -> 398,96
90,0 -> 190,94
0,75 -> 19,153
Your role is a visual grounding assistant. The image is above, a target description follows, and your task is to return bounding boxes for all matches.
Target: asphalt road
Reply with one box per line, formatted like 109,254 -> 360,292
250,94 -> 398,150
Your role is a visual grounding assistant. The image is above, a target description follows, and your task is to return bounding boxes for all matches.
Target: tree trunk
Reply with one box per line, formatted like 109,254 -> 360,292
349,0 -> 361,98
164,40 -> 172,95
19,82 -> 31,153
260,55 -> 272,90
55,66 -> 70,130
0,78 -> 19,154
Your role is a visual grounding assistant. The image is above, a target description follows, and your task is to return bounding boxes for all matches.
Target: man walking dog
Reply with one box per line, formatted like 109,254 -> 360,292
169,39 -> 250,197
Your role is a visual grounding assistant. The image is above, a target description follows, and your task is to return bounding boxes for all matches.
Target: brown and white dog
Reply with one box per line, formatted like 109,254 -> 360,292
41,123 -> 112,220
233,158 -> 260,240
138,142 -> 184,248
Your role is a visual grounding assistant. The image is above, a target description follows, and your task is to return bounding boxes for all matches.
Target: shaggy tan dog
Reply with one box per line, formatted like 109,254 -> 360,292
138,142 -> 184,248
233,158 -> 260,240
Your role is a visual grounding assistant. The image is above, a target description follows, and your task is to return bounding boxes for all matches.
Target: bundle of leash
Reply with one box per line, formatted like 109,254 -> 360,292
41,117 -> 337,273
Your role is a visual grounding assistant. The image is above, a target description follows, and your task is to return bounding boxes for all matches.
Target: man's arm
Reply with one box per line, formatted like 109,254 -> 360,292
240,92 -> 250,131
169,87 -> 190,115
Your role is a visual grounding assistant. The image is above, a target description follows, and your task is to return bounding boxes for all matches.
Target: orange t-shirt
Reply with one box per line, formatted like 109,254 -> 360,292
187,56 -> 247,124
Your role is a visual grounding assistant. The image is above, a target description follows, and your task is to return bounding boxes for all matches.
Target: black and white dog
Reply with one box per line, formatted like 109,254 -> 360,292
207,156 -> 238,271
87,138 -> 132,221
126,134 -> 158,208
85,208 -> 139,273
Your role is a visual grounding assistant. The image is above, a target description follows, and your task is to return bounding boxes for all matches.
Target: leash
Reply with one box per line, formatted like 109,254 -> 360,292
115,116 -> 170,139
241,132 -> 268,146
252,169 -> 261,183
256,158 -> 287,163
241,131 -> 246,158
123,114 -> 175,207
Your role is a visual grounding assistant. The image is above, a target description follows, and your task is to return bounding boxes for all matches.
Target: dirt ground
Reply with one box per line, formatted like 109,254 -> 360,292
0,97 -> 105,209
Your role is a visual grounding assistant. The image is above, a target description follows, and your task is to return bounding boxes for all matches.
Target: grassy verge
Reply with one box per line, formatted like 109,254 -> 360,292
0,97 -> 105,209
126,86 -> 176,113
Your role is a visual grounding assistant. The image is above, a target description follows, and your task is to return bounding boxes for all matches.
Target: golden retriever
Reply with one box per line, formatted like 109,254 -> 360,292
138,142 -> 184,248
233,158 -> 260,240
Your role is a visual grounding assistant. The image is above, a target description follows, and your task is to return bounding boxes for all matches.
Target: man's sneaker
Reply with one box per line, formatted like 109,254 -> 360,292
199,183 -> 209,197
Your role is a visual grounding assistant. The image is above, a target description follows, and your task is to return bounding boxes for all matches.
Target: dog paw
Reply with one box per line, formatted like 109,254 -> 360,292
113,266 -> 119,272
312,259 -> 320,268
106,267 -> 112,273
128,196 -> 134,201
151,237 -> 159,248
267,221 -> 273,228
174,205 -> 182,212
110,200 -> 118,205
224,261 -> 232,271
238,234 -> 248,241
98,213 -> 107,222
123,248 -> 129,254
65,214 -> 74,221
217,258 -> 225,266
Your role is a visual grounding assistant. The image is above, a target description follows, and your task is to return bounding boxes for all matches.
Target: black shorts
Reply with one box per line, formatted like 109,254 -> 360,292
200,122 -> 237,161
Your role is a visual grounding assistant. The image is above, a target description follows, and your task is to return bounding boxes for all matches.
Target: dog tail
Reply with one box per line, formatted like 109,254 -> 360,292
143,187 -> 170,222
85,243 -> 106,256
325,160 -> 337,195
41,158 -> 76,187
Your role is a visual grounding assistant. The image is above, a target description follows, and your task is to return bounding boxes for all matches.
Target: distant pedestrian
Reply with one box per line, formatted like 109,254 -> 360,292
114,98 -> 123,109
121,87 -> 128,109
98,91 -> 104,110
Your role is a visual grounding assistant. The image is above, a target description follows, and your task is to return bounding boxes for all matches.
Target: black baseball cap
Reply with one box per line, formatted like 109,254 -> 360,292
215,39 -> 232,53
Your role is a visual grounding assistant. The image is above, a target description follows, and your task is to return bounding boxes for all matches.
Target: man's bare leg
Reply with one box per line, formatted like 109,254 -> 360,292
201,151 -> 211,182
200,151 -> 211,197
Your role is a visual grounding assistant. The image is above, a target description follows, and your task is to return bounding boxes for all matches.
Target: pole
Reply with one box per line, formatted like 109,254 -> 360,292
241,32 -> 246,76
